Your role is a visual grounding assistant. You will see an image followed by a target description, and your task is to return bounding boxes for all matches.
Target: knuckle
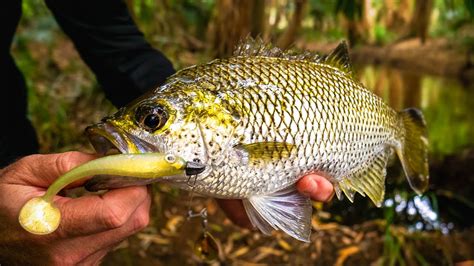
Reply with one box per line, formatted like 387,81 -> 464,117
0,154 -> 41,182
54,151 -> 82,173
102,204 -> 128,229
132,212 -> 150,232
13,154 -> 41,171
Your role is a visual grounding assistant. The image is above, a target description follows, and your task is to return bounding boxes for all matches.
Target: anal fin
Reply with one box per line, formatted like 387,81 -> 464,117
242,187 -> 312,242
336,148 -> 390,207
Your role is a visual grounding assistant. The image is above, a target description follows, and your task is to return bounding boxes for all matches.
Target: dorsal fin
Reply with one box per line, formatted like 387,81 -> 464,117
322,41 -> 353,76
233,37 -> 353,76
233,36 -> 323,62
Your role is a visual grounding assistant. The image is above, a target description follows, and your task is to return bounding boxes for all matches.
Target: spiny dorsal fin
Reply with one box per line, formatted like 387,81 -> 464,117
233,37 -> 323,62
322,41 -> 353,76
234,37 -> 353,76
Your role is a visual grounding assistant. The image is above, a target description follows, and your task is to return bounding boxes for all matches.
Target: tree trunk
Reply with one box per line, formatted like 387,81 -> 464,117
277,0 -> 308,49
207,0 -> 253,57
401,72 -> 421,108
402,0 -> 433,43
338,0 -> 366,46
384,0 -> 412,35
251,0 -> 266,38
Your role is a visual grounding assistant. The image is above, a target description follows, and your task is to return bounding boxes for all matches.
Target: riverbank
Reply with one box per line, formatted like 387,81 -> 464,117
303,38 -> 474,84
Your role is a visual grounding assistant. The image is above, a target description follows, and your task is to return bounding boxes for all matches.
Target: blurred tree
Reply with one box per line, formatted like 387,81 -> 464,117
465,0 -> 474,17
404,0 -> 434,43
207,0 -> 312,55
401,72 -> 421,108
277,0 -> 308,48
207,0 -> 253,56
335,0 -> 372,45
251,0 -> 266,37
382,0 -> 411,36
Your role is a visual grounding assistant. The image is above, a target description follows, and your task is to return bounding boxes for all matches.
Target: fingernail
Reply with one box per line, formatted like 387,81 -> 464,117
327,191 -> 336,201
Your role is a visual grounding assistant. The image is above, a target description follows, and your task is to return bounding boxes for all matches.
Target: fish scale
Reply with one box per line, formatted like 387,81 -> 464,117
86,38 -> 429,242
169,56 -> 398,198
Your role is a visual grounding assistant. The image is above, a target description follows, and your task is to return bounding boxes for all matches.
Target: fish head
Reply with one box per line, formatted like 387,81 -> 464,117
86,74 -> 243,170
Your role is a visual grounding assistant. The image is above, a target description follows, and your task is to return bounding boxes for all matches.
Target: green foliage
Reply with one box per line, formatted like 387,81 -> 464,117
176,0 -> 214,37
374,23 -> 395,45
422,77 -> 474,157
132,0 -> 156,23
21,0 -> 51,21
383,228 -> 405,266
431,0 -> 474,38
335,0 -> 363,20
309,0 -> 337,19
465,0 -> 474,17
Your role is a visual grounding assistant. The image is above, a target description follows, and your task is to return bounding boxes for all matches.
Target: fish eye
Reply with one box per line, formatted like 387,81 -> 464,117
165,154 -> 176,163
135,104 -> 169,132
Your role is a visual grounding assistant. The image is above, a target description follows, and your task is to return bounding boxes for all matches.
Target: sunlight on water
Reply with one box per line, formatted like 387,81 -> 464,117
383,193 -> 455,234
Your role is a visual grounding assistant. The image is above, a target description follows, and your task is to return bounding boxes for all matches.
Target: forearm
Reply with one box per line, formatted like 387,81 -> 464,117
45,0 -> 175,107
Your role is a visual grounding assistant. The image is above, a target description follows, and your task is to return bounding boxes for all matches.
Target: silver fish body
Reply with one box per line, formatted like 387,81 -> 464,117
86,39 -> 429,242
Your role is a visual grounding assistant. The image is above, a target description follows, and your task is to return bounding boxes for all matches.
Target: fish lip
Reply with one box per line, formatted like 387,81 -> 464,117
86,122 -> 157,155
86,123 -> 128,154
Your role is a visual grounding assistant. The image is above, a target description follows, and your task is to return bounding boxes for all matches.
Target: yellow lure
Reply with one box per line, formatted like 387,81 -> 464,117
19,153 -> 188,235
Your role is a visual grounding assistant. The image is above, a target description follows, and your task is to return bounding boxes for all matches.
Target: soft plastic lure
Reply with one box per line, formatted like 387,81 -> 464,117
18,153 -> 202,235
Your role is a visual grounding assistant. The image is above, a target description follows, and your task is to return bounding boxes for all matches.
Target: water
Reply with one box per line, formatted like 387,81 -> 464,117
324,64 -> 474,232
356,64 -> 474,157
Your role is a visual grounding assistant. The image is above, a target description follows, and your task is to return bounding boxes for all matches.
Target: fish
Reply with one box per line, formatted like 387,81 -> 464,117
85,38 -> 429,242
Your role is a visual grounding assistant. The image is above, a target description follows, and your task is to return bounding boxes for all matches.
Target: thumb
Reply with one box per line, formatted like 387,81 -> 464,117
6,151 -> 97,188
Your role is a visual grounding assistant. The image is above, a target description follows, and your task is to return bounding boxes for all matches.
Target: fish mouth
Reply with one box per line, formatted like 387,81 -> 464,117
86,122 -> 207,177
86,122 -> 157,155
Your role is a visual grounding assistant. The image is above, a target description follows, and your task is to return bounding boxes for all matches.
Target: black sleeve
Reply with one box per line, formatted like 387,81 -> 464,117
45,0 -> 175,107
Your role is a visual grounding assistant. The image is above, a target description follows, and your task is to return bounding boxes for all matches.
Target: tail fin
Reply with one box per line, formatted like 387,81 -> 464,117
396,108 -> 429,194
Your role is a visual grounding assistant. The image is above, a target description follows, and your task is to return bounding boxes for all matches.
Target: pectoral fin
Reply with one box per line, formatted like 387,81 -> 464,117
242,187 -> 312,242
236,142 -> 296,163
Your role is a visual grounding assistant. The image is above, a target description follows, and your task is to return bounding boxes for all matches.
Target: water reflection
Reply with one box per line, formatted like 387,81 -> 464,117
355,64 -> 474,156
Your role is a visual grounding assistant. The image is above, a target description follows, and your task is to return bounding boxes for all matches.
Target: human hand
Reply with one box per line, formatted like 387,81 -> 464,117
217,174 -> 334,228
0,152 -> 151,265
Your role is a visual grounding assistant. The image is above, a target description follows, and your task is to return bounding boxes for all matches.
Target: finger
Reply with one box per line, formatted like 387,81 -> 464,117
77,248 -> 110,266
77,193 -> 150,266
55,185 -> 150,237
216,199 -> 253,229
6,151 -> 97,187
57,192 -> 151,264
296,174 -> 334,202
